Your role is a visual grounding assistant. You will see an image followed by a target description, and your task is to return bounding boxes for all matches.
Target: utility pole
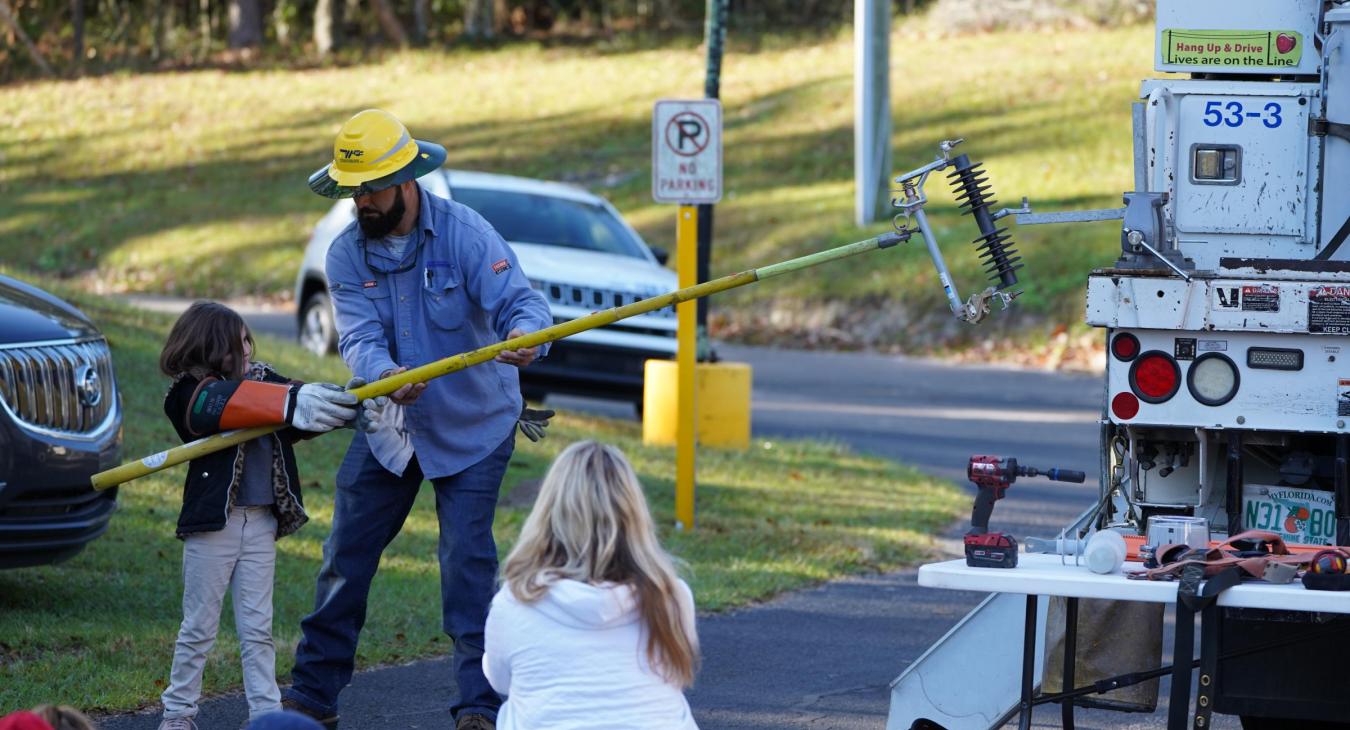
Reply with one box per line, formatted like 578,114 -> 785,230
698,0 -> 727,355
854,0 -> 892,225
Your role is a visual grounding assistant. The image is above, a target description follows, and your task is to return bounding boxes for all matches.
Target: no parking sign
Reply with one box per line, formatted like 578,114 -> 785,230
652,99 -> 722,204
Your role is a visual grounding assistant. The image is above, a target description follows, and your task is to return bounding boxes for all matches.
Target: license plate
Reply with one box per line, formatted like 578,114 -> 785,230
1242,485 -> 1337,545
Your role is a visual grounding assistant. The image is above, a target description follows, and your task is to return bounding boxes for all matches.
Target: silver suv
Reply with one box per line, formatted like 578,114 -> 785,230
294,170 -> 678,408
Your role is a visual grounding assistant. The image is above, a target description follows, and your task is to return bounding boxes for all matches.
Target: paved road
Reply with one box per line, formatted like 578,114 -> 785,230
101,300 -> 1226,729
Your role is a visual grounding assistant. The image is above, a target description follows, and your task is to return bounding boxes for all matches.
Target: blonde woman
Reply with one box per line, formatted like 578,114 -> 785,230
484,441 -> 700,730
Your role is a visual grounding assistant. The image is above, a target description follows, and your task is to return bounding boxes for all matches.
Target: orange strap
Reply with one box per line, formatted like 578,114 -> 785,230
1123,532 -> 1327,562
219,380 -> 292,430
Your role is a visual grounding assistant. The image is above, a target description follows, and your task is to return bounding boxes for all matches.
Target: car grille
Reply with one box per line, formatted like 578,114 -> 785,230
551,316 -> 673,339
535,280 -> 676,319
0,339 -> 117,435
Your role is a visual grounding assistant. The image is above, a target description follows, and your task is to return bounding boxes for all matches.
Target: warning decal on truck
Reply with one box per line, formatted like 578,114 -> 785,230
1310,286 -> 1350,335
1240,285 -> 1280,312
1339,379 -> 1350,418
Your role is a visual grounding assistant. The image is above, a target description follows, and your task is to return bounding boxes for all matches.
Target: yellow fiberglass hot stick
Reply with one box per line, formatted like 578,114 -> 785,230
90,231 -> 907,490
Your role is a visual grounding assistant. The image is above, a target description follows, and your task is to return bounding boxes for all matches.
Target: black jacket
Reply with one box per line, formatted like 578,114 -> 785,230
163,362 -> 310,539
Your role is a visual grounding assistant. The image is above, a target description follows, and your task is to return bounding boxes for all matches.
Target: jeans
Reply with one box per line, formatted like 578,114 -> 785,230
285,430 -> 514,721
163,506 -> 281,721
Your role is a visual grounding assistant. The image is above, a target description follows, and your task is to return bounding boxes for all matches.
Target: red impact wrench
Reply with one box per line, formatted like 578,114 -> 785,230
964,455 -> 1086,568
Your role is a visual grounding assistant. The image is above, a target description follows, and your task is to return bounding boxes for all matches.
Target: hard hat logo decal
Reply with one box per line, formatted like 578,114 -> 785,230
339,148 -> 365,160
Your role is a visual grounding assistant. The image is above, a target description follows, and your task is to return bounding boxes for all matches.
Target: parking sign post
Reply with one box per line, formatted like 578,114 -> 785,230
675,205 -> 698,531
654,99 -> 722,532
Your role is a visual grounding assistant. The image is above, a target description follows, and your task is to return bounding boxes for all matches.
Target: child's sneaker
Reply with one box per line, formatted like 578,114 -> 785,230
157,718 -> 198,730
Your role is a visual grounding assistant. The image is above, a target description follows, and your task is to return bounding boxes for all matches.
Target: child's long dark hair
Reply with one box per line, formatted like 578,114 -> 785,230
159,301 -> 254,379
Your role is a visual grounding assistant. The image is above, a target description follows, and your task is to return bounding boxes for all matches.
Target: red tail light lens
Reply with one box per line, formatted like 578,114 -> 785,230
1111,333 -> 1140,361
1111,392 -> 1140,420
1129,351 -> 1181,403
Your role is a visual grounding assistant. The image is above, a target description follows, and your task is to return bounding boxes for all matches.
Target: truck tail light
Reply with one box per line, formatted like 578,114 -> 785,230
1129,351 -> 1181,403
1187,353 -> 1239,406
1111,392 -> 1140,420
1111,332 -> 1140,361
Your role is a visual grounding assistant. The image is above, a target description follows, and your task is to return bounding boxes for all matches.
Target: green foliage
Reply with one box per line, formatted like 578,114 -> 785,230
1,0 -> 930,83
0,272 -> 964,713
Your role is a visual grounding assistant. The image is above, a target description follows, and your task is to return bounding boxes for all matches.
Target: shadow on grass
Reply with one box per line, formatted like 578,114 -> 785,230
3,65 -> 1112,308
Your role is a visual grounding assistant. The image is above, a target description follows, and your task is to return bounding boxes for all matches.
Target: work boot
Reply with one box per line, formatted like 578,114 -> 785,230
456,713 -> 495,730
280,697 -> 339,729
157,718 -> 198,730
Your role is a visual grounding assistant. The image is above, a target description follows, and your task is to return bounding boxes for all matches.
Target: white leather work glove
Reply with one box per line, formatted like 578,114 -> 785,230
345,377 -> 389,433
290,382 -> 358,432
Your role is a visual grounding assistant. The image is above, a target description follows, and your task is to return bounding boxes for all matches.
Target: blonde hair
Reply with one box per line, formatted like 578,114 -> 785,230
502,440 -> 699,687
31,705 -> 97,730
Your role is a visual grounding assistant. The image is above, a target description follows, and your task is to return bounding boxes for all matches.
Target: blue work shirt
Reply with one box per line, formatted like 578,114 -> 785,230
326,185 -> 552,479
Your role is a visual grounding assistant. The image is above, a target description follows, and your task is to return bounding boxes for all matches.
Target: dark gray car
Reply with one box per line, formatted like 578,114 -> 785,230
0,274 -> 122,569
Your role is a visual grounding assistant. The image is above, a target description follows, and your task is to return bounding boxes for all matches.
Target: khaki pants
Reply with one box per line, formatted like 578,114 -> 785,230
162,506 -> 281,721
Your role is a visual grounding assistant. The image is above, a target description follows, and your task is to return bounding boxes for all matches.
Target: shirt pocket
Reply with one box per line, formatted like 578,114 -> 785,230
424,267 -> 466,330
360,283 -> 394,324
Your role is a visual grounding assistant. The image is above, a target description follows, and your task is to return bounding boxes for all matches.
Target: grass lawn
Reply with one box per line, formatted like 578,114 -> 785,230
0,23 -> 1151,351
0,278 -> 965,713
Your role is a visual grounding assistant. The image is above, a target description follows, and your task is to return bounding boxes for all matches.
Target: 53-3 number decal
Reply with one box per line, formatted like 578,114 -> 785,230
1203,100 -> 1283,129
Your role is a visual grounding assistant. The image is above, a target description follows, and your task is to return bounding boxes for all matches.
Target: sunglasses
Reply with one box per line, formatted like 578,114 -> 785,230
308,167 -> 402,200
361,239 -> 422,275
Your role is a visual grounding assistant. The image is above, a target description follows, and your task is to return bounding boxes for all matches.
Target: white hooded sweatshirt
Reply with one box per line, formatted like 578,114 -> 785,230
483,578 -> 699,730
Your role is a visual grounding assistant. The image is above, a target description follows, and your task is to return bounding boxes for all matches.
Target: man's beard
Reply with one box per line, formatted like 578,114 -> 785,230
357,189 -> 406,239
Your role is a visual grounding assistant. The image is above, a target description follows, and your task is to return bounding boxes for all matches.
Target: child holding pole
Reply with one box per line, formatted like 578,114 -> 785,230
155,301 -> 382,730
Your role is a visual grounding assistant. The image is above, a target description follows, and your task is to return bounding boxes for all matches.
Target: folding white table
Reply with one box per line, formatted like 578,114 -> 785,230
917,553 -> 1350,730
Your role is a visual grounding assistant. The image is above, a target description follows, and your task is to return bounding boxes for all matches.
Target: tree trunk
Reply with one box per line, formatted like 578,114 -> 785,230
199,0 -> 212,58
463,0 -> 492,40
654,0 -> 675,29
71,0 -> 84,71
410,0 -> 428,44
312,0 -> 342,55
228,0 -> 262,48
0,0 -> 54,76
272,0 -> 290,44
150,0 -> 165,60
370,0 -> 408,46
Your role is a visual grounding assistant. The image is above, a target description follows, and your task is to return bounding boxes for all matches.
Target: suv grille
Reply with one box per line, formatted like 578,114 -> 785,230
0,339 -> 117,435
536,280 -> 676,319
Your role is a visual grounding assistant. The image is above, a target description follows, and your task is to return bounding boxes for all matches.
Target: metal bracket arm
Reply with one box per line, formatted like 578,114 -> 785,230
1011,207 -> 1128,226
1310,117 -> 1350,143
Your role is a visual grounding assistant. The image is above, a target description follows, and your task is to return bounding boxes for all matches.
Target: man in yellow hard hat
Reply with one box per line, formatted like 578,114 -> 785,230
284,109 -> 552,730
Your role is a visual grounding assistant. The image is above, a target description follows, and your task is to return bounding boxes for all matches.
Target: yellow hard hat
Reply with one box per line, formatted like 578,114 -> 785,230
308,109 -> 446,199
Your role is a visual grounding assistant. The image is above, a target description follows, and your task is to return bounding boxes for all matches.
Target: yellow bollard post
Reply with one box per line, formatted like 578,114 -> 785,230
643,361 -> 751,449
676,205 -> 698,531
